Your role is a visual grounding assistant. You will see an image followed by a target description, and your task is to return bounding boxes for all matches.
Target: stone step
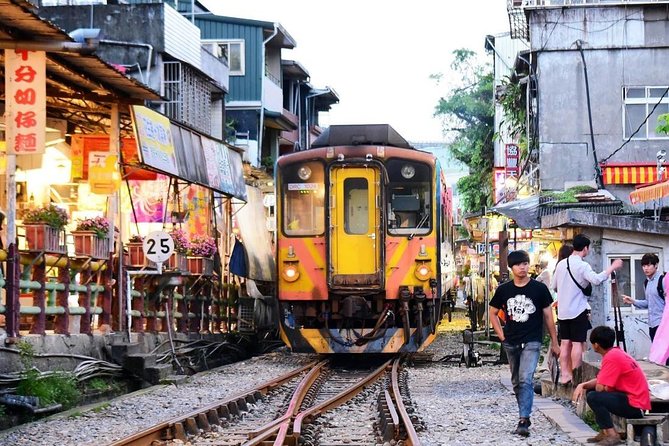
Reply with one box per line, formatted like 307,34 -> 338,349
111,342 -> 143,365
144,364 -> 173,384
124,353 -> 157,371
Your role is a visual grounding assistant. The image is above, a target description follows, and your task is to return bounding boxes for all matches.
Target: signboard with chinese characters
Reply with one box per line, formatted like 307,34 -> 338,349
131,105 -> 178,176
5,50 -> 46,155
70,134 -> 156,181
493,168 -> 506,205
88,152 -> 121,195
505,143 -> 520,177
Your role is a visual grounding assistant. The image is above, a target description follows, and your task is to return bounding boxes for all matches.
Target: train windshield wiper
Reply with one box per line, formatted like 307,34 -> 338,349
408,212 -> 429,240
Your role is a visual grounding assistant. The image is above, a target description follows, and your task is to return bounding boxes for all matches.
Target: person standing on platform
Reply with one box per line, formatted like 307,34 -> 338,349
623,253 -> 664,341
552,234 -> 622,385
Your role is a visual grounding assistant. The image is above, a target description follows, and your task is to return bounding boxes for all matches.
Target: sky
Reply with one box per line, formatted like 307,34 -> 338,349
200,0 -> 511,143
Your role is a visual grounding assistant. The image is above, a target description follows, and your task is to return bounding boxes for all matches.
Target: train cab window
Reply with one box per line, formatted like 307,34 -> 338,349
386,160 -> 431,236
282,161 -> 325,236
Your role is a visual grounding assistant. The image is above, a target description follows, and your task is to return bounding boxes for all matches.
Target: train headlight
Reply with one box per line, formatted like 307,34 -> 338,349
401,164 -> 415,179
282,263 -> 300,282
297,165 -> 312,180
414,263 -> 432,281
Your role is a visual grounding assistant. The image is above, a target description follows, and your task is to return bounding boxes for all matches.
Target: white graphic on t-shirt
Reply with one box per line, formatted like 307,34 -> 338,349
507,294 -> 536,323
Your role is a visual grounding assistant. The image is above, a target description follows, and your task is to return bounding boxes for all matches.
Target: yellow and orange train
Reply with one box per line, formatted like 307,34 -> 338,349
275,124 -> 455,353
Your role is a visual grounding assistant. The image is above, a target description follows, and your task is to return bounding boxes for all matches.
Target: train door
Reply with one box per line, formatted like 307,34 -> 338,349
329,166 -> 382,287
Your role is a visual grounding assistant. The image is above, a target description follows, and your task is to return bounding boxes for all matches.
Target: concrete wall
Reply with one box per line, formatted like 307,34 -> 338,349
576,226 -> 669,359
528,6 -> 669,197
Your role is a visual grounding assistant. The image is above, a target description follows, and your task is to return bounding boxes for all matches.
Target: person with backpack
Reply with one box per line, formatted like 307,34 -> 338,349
622,253 -> 664,341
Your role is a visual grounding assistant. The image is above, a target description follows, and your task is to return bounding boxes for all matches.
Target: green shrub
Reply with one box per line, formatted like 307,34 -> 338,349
85,377 -> 121,394
17,370 -> 80,409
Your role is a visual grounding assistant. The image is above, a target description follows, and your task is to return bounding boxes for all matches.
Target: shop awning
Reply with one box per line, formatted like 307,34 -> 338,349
492,195 -> 541,229
630,180 -> 669,204
130,106 -> 248,202
600,163 -> 667,185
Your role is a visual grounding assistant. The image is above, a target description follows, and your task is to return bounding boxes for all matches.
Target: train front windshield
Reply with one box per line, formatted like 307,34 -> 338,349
282,161 -> 325,236
386,160 -> 431,235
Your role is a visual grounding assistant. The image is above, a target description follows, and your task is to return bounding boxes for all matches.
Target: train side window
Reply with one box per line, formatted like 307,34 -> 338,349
282,161 -> 325,236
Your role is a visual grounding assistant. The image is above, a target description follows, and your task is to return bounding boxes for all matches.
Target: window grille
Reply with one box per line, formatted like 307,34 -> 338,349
163,61 -> 212,134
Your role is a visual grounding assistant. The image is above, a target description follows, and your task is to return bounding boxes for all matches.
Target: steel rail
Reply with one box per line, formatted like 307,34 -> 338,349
391,358 -> 420,446
107,361 -> 318,446
243,360 -> 328,446
291,359 -> 392,441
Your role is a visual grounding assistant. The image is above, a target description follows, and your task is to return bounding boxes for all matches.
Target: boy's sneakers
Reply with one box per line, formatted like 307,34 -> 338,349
514,418 -> 531,437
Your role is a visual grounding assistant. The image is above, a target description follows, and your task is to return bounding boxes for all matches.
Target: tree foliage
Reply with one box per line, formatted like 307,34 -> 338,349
434,49 -> 494,212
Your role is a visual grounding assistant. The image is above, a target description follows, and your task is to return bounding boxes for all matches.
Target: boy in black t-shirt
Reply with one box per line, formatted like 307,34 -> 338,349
490,250 -> 560,437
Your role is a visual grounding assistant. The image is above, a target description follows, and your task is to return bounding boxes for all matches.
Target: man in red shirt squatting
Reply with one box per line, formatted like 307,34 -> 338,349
572,326 -> 651,446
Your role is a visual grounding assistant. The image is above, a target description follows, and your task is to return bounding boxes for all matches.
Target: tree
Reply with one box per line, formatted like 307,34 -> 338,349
433,49 -> 494,212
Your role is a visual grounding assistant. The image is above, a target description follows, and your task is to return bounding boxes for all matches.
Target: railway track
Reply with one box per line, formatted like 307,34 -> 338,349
109,357 -> 420,446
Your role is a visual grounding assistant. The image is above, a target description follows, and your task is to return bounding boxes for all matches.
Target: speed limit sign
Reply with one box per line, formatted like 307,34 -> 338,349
143,231 -> 175,264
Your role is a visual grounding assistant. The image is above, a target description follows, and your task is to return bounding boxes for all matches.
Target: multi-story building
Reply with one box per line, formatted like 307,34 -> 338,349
505,0 -> 669,357
187,7 -> 338,168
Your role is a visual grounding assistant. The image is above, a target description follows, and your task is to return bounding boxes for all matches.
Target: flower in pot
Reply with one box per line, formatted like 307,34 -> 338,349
169,228 -> 190,254
190,235 -> 217,258
22,204 -> 69,252
128,234 -> 144,244
75,216 -> 110,238
23,204 -> 69,229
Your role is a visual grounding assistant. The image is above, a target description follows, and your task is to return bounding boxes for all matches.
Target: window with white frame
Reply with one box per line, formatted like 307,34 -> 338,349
607,253 -> 661,311
219,40 -> 245,76
623,87 -> 669,139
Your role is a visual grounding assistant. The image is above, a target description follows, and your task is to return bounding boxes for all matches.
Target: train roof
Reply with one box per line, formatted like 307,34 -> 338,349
311,124 -> 414,150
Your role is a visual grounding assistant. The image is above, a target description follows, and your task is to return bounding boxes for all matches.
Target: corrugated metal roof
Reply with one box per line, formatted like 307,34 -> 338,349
0,0 -> 160,102
539,199 -> 638,218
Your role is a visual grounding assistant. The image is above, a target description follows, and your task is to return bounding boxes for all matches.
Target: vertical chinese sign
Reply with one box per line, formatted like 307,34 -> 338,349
5,50 -> 46,155
505,143 -> 519,178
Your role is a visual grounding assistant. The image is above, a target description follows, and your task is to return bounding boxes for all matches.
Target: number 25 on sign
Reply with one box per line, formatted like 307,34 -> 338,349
143,231 -> 175,264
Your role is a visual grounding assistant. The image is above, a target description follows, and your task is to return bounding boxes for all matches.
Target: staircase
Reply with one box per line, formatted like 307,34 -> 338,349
111,341 -> 187,385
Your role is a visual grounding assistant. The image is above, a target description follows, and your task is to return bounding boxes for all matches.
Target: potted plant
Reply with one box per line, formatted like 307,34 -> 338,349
188,235 -> 217,275
166,228 -> 189,271
72,216 -> 111,259
22,204 -> 68,253
127,234 -> 145,267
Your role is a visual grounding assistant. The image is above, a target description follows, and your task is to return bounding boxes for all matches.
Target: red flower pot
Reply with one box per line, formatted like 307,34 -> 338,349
23,224 -> 66,253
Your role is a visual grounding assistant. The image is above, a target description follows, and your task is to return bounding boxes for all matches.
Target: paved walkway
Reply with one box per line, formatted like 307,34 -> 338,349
501,372 -> 596,445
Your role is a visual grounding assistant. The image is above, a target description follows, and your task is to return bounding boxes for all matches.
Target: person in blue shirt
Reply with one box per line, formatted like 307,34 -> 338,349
623,253 -> 664,341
